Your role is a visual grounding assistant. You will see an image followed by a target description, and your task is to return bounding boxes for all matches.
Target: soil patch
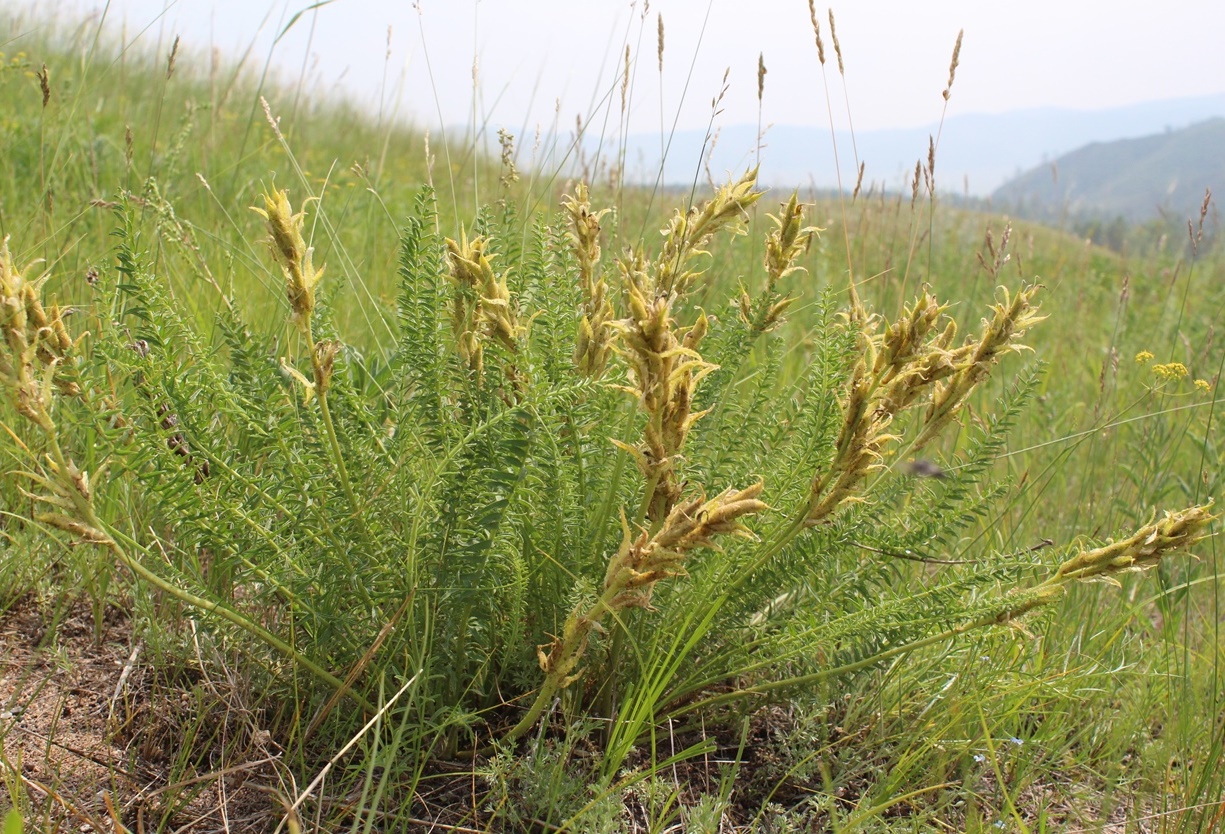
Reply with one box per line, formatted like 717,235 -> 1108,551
0,597 -> 278,833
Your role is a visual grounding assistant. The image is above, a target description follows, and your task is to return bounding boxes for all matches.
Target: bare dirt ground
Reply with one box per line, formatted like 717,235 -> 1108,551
0,597 -> 279,833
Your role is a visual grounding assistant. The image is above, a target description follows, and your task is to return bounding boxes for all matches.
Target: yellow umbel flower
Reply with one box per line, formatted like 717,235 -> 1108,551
1153,362 -> 1188,380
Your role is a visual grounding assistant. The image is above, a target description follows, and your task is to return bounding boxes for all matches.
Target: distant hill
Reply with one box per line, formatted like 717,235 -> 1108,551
605,93 -> 1225,198
989,119 -> 1224,224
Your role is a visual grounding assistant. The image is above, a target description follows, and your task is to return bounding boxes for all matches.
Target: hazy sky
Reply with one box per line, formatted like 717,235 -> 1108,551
11,0 -> 1225,137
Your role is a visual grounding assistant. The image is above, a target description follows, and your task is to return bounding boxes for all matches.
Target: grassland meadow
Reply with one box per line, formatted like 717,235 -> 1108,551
0,4 -> 1221,832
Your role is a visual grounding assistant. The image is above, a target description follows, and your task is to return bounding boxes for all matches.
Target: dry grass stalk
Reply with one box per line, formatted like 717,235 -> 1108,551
166,34 -> 180,80
1190,187 -> 1212,255
497,129 -> 519,190
657,13 -> 664,71
563,183 -> 615,377
37,63 -> 50,107
942,29 -> 964,101
828,9 -> 844,75
852,161 -> 866,201
621,45 -> 631,116
807,0 -> 825,65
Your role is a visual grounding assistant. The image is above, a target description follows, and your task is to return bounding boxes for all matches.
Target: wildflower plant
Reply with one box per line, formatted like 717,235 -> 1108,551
0,163 -> 1213,779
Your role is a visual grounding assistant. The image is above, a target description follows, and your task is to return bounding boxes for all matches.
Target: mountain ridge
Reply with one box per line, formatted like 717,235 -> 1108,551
604,92 -> 1225,201
989,118 -> 1224,224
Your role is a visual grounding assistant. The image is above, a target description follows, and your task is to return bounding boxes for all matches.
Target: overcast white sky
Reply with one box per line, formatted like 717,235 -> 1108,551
9,0 -> 1225,136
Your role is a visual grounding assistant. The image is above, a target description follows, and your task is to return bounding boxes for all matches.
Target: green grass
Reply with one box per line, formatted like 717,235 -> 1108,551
1,9 -> 1222,833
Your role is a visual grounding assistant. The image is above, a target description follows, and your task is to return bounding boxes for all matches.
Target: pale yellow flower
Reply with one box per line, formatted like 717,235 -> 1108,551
1153,362 -> 1188,380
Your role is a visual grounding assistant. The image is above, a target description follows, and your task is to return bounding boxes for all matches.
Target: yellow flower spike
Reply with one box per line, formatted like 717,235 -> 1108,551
1195,379 -> 1212,393
565,183 -> 616,378
1135,350 -> 1154,364
445,230 -> 520,361
252,189 -> 322,326
655,169 -> 765,297
1054,503 -> 1215,585
763,191 -> 821,294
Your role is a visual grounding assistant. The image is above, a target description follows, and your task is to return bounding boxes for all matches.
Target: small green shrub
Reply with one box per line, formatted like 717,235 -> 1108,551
0,155 -> 1212,792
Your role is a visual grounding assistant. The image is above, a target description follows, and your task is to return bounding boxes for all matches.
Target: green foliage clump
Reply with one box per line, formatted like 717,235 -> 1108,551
1,15 -> 1222,831
0,151 -> 1213,827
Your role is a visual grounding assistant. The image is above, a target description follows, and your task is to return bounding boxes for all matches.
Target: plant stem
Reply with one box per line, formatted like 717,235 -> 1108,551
302,322 -> 375,608
501,584 -> 621,747
597,450 -> 664,723
306,324 -> 362,527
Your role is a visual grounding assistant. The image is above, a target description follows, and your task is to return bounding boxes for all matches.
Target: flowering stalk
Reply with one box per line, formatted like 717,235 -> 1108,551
607,171 -> 763,523
807,285 -> 1043,526
564,183 -> 614,378
612,252 -> 718,522
913,284 -> 1045,450
444,230 -> 523,394
500,484 -> 766,746
654,168 -> 763,297
738,192 -> 818,333
673,504 -> 1214,719
252,190 -> 364,531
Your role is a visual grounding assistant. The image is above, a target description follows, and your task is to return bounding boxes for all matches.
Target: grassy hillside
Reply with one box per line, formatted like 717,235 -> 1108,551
1,12 -> 1223,834
993,118 -> 1225,224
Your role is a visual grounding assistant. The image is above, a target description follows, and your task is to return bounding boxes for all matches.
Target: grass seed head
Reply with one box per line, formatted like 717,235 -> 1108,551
657,13 -> 665,71
808,0 -> 826,65
828,9 -> 844,75
942,29 -> 963,101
